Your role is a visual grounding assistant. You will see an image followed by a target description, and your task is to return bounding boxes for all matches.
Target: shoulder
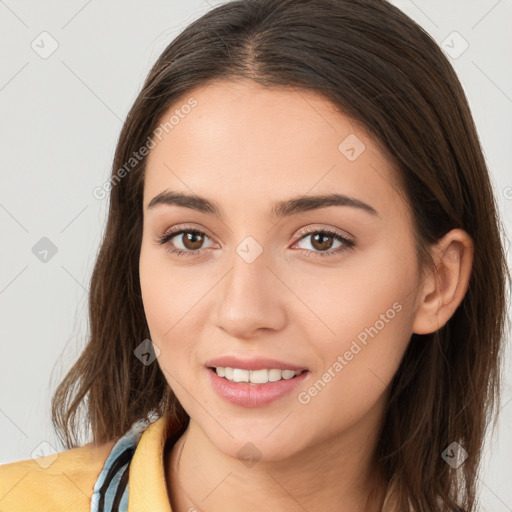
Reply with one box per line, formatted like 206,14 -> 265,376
0,439 -> 116,512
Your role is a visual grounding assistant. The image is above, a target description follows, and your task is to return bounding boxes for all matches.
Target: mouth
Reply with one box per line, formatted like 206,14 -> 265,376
208,366 -> 308,385
206,364 -> 310,407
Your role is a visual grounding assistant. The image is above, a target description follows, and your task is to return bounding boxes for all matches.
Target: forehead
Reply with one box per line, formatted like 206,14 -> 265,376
143,79 -> 405,220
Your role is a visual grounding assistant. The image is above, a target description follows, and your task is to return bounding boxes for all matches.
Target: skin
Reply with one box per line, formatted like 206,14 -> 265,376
139,79 -> 474,512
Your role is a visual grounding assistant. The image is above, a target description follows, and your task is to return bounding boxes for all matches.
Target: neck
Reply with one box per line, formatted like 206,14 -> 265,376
166,410 -> 388,512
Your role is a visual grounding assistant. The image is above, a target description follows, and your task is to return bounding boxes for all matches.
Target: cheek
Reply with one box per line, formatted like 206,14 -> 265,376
139,246 -> 169,335
292,251 -> 418,430
292,297 -> 413,443
139,242 -> 216,378
288,237 -> 418,347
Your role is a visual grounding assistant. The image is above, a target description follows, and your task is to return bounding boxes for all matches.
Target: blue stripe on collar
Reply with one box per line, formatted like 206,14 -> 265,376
90,413 -> 159,512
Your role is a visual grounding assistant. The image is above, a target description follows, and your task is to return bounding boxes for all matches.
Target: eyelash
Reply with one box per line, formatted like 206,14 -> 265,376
156,226 -> 355,259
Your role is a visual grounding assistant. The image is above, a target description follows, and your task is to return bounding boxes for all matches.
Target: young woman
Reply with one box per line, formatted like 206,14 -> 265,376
1,0 -> 509,511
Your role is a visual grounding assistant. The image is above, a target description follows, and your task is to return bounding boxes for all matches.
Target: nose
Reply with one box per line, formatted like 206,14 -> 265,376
211,244 -> 288,340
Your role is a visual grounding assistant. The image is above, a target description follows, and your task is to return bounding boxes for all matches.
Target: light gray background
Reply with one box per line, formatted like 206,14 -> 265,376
1,1 -> 511,510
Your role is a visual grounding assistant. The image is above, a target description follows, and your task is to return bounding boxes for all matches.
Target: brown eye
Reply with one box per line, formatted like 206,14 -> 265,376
294,228 -> 355,257
180,231 -> 205,251
157,228 -> 215,257
310,232 -> 335,251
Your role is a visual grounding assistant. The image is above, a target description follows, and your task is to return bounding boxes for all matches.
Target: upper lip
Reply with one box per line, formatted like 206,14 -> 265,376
205,356 -> 307,372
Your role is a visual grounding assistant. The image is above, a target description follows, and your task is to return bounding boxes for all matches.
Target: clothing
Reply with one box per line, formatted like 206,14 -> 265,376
0,413 -> 173,511
1,413 -> 403,511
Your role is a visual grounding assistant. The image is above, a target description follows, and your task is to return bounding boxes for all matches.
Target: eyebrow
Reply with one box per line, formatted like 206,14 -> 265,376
146,190 -> 378,218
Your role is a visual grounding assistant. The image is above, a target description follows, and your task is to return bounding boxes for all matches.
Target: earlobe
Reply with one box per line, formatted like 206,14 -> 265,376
412,229 -> 474,335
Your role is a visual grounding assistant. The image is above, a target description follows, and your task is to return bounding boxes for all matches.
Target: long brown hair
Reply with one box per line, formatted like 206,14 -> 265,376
51,1 -> 510,510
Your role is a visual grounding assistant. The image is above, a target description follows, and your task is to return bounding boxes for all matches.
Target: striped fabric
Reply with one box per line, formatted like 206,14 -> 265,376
90,414 -> 159,512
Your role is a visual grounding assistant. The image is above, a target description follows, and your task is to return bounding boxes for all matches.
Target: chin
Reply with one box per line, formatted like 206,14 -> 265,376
197,416 -> 313,464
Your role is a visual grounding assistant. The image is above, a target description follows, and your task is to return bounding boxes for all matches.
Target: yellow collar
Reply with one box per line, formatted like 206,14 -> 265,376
127,415 -> 174,512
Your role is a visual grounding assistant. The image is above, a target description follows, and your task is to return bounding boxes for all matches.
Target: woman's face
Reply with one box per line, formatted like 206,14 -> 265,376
139,80 -> 423,461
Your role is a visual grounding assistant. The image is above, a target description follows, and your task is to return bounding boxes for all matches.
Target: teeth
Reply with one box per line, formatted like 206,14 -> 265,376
250,369 -> 269,384
214,367 -> 302,384
233,368 -> 249,382
268,369 -> 282,382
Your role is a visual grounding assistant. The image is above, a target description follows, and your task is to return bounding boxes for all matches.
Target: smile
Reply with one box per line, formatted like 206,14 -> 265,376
210,367 -> 305,384
206,366 -> 309,407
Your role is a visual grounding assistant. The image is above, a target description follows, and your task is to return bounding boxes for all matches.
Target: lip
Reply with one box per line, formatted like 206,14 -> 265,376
205,356 -> 307,372
205,366 -> 309,408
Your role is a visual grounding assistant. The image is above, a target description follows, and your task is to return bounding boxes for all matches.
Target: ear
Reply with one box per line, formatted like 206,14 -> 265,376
412,229 -> 474,335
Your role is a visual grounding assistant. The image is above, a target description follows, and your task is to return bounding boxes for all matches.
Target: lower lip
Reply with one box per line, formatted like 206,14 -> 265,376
206,367 -> 309,408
